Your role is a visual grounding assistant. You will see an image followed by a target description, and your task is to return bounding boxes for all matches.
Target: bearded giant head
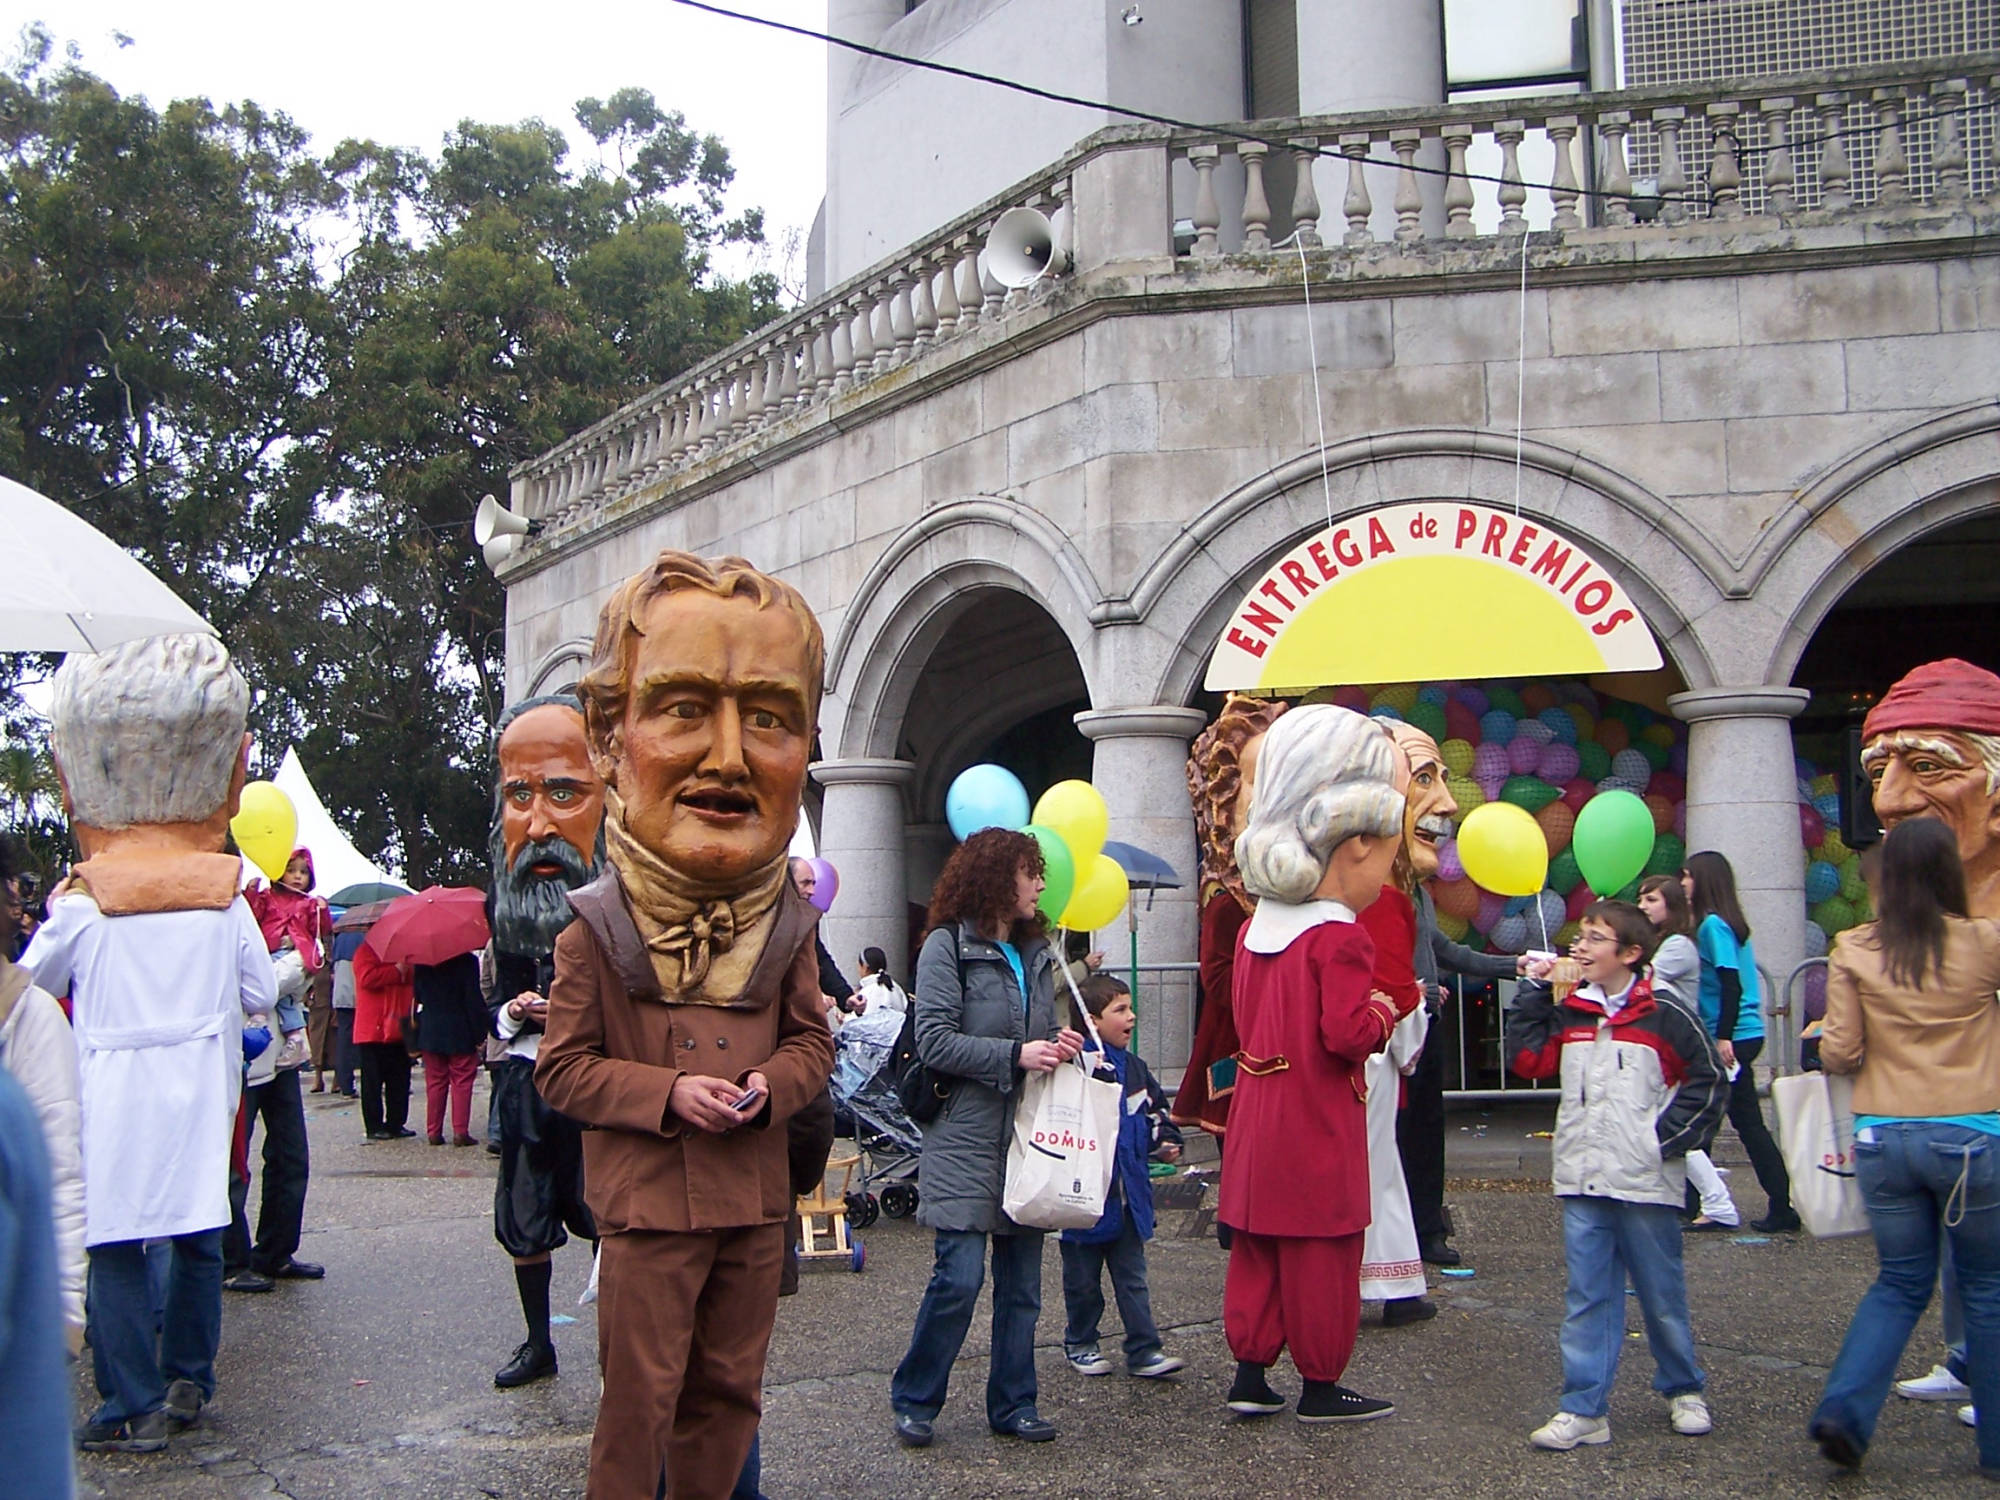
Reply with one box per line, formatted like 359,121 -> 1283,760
489,694 -> 607,956
1861,659 -> 2000,918
1385,721 -> 1457,884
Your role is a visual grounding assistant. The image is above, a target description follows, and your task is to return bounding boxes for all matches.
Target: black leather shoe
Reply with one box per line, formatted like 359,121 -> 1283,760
266,1258 -> 324,1280
1751,1210 -> 1802,1233
893,1413 -> 933,1447
222,1269 -> 273,1293
1382,1296 -> 1438,1327
992,1412 -> 1056,1442
1418,1237 -> 1462,1266
1810,1417 -> 1864,1470
494,1340 -> 559,1389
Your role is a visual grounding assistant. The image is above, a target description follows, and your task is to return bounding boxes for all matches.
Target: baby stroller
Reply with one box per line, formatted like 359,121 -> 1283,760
831,1029 -> 923,1226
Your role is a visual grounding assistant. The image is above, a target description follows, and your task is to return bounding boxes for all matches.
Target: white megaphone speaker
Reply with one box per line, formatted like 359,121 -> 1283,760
985,206 -> 1069,289
473,493 -> 537,571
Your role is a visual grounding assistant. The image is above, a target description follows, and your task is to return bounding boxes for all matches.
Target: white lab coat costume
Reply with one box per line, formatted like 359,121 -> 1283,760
1359,1004 -> 1431,1301
24,893 -> 276,1246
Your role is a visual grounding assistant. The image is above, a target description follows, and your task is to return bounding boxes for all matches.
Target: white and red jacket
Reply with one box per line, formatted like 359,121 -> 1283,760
1509,975 -> 1727,1209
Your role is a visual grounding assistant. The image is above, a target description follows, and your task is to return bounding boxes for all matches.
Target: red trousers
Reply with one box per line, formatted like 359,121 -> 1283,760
1223,1229 -> 1364,1382
421,1051 -> 479,1140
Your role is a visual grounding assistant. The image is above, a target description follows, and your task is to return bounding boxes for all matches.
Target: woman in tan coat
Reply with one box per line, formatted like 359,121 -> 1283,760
1809,816 -> 2000,1481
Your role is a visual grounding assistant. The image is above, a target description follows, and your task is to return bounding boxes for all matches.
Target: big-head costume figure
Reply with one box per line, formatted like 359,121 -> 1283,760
487,693 -> 606,1391
535,551 -> 836,1500
24,633 -> 277,1446
1216,704 -> 1415,1423
1383,722 -> 1521,1265
1173,694 -> 1286,1138
1861,658 -> 2000,918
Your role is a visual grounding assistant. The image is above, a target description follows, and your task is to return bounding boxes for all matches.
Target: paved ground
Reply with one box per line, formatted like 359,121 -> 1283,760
75,1081 -> 1988,1499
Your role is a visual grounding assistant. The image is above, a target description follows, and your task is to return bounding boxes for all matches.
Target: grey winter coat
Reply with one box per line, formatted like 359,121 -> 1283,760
912,921 -> 1059,1233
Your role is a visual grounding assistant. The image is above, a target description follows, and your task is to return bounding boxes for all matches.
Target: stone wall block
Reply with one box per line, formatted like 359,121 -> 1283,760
921,429 -> 1008,506
982,335 -> 1086,429
1723,413 -> 1905,496
1394,287 -> 1551,366
1319,363 -> 1485,438
1231,301 -> 1394,377
1658,345 -> 1845,421
1085,309 -> 1233,385
1534,421 -> 1725,499
1736,262 -> 1940,346
853,464 -> 922,542
1845,332 -> 2000,413
1489,352 -> 1662,429
1371,449 -> 1474,502
827,416 -> 901,491
1155,374 -> 1308,453
1939,260 -> 2000,333
892,381 -> 984,470
1548,278 -> 1739,356
1687,598 -> 1790,687
1013,464 -> 1088,537
1007,383 -> 1158,484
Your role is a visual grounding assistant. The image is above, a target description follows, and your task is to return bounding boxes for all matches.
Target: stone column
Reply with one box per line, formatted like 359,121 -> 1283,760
1074,706 -> 1207,1076
810,758 -> 914,984
1669,688 -> 1812,1048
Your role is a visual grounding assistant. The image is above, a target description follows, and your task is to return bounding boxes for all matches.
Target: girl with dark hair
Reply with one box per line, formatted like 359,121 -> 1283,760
889,828 -> 1085,1449
1681,851 -> 1798,1232
1810,817 -> 2000,1478
1641,874 -> 1737,1230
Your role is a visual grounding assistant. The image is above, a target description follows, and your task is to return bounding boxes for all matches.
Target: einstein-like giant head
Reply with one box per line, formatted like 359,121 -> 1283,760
1385,721 -> 1457,884
1861,658 -> 2000,918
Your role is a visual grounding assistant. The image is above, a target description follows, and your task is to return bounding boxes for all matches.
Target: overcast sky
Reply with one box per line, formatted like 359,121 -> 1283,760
6,1 -> 829,280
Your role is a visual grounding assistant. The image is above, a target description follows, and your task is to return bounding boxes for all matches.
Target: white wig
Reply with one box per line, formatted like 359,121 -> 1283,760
1235,704 -> 1404,905
50,632 -> 249,829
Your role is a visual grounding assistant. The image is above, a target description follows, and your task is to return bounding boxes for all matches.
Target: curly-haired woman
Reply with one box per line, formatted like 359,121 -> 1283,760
889,828 -> 1084,1449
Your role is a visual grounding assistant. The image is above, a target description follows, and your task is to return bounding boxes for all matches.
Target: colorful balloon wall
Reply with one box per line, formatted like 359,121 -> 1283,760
1307,678 -> 1862,954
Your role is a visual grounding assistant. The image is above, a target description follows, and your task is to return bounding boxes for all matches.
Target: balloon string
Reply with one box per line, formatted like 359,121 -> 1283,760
1534,894 -> 1551,955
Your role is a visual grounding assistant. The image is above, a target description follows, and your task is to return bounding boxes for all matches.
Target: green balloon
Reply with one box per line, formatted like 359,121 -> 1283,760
1838,857 -> 1869,903
1501,775 -> 1560,813
1485,685 -> 1527,718
1408,701 -> 1448,743
1812,894 -> 1858,935
1577,741 -> 1612,780
1637,739 -> 1671,771
1644,833 -> 1685,878
1548,849 -> 1583,895
1613,879 -> 1641,903
1573,789 -> 1657,896
1020,823 -> 1076,922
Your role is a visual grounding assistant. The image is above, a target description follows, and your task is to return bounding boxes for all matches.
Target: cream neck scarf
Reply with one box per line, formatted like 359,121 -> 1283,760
603,789 -> 789,1005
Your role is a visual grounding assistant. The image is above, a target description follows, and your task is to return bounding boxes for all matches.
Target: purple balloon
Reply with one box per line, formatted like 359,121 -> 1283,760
1507,736 -> 1542,775
807,858 -> 838,913
1437,838 -> 1464,883
1473,741 -> 1511,782
1539,742 -> 1581,784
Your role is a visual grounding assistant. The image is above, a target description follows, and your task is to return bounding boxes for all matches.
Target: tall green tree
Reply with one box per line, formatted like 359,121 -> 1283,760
0,30 -> 780,882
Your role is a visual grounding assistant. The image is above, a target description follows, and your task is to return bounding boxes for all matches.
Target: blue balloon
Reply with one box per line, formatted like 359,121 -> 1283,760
1805,859 -> 1841,905
1370,706 -> 1405,722
1417,684 -> 1449,706
1538,705 -> 1579,743
945,764 -> 1030,842
1480,709 -> 1517,744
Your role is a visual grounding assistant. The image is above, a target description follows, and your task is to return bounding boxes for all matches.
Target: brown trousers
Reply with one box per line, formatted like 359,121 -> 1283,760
589,1222 -> 785,1500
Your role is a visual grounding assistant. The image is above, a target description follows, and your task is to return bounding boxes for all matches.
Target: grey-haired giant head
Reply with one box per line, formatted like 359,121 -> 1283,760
489,693 -> 606,956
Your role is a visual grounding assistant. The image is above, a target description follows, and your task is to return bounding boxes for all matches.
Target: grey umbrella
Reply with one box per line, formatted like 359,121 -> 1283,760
0,475 -> 215,652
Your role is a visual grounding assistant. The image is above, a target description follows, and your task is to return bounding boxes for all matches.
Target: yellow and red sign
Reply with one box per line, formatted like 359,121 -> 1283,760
1205,502 -> 1662,692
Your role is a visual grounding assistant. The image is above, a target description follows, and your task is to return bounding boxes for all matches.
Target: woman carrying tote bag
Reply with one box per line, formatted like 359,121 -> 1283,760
1808,817 -> 2000,1480
888,829 -> 1084,1450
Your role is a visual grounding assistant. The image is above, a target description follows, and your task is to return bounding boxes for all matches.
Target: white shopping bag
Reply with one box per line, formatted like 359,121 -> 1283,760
1772,1072 -> 1871,1239
1002,1053 -> 1121,1231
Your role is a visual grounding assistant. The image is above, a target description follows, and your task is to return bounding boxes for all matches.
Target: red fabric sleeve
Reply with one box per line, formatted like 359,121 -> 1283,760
1357,886 -> 1423,1017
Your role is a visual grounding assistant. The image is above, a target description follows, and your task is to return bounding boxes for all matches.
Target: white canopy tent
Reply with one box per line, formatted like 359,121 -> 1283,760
272,747 -> 399,895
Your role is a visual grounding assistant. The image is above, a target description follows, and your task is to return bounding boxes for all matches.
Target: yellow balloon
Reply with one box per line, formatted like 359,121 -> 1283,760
1031,780 -> 1109,868
1456,801 -> 1549,898
1060,852 -> 1130,933
231,781 -> 299,882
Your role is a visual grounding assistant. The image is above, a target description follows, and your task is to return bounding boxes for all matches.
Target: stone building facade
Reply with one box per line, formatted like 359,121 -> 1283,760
498,20 -> 2000,1074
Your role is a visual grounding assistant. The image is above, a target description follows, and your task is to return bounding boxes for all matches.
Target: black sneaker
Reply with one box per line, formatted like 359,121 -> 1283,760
1382,1297 -> 1438,1328
1297,1381 -> 1396,1423
78,1409 -> 172,1453
1810,1417 -> 1864,1469
163,1378 -> 204,1432
1751,1210 -> 1802,1234
494,1340 -> 558,1389
1418,1237 -> 1462,1266
1226,1362 -> 1287,1416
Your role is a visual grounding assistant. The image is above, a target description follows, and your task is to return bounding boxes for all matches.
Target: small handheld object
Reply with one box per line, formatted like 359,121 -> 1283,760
730,1087 -> 767,1114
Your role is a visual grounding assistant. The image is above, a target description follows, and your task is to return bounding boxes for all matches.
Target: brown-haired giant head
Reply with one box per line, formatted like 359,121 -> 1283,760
579,550 -> 824,886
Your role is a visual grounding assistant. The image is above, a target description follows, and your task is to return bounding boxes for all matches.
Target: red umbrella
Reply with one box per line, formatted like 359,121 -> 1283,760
361,886 -> 490,967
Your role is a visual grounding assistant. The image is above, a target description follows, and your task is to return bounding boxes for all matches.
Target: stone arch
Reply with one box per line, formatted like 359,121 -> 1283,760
525,639 -> 593,697
823,496 -> 1107,760
1742,402 -> 2000,685
1115,428 -> 1731,707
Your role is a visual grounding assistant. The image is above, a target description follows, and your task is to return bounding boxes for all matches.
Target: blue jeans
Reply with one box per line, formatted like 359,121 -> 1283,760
1061,1219 -> 1162,1364
1812,1122 -> 2000,1470
890,1229 -> 1044,1428
1558,1197 -> 1704,1417
86,1229 -> 225,1425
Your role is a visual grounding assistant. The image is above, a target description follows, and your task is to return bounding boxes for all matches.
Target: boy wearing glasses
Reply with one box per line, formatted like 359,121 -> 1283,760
1510,900 -> 1728,1451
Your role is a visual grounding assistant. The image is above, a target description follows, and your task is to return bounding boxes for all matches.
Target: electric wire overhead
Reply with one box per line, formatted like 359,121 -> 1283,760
671,0 -> 1922,216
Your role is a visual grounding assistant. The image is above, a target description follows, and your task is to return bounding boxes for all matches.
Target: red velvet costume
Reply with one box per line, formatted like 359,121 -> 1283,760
1218,915 -> 1408,1381
1172,893 -> 1251,1135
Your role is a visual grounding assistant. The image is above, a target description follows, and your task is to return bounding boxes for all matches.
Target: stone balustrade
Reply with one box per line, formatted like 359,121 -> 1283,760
505,52 -> 1996,557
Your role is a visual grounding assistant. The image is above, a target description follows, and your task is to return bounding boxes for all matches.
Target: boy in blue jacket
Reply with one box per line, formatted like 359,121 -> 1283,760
1062,975 -> 1185,1380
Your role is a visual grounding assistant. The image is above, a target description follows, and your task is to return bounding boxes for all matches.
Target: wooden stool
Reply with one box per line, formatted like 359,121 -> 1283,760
796,1149 -> 865,1271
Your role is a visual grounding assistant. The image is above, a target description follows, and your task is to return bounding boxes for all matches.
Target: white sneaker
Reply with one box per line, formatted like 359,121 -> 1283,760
1960,1404 -> 1977,1428
1895,1364 -> 1971,1402
1669,1394 -> 1713,1435
1530,1412 -> 1610,1450
1066,1349 -> 1113,1377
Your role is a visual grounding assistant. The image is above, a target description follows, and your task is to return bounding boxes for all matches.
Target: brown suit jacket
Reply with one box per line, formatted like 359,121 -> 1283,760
535,870 -> 836,1234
